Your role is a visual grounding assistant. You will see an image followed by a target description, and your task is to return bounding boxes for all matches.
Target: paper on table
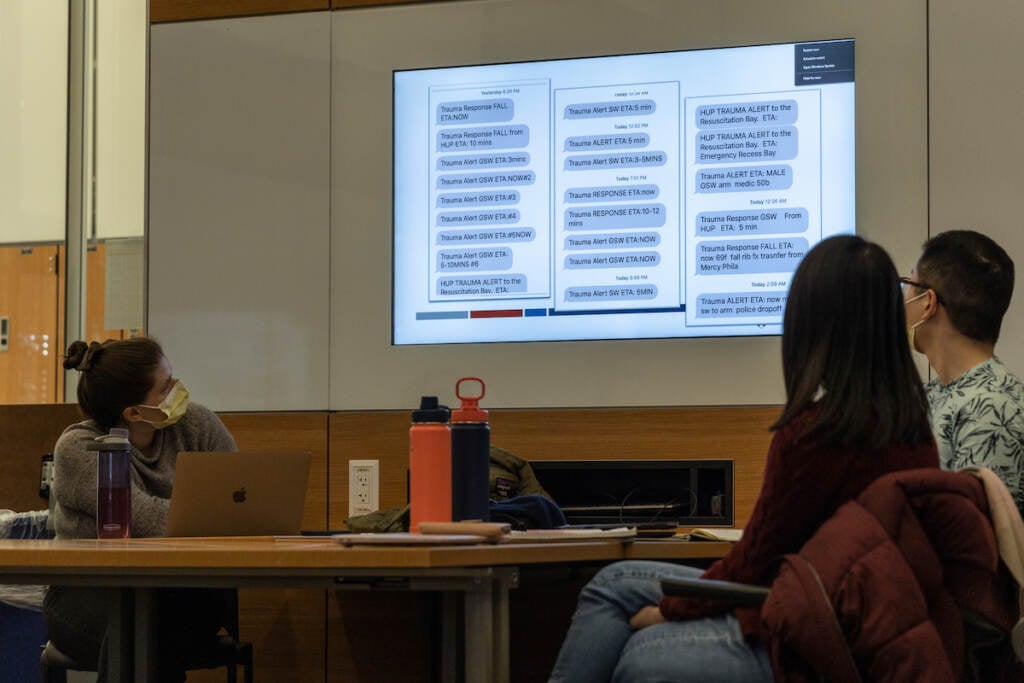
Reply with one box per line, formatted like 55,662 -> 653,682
506,527 -> 637,543
675,528 -> 743,542
332,533 -> 489,546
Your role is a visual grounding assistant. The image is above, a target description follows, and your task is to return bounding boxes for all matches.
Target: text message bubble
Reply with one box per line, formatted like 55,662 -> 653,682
564,132 -> 650,152
695,165 -> 793,194
437,151 -> 530,171
437,209 -> 520,227
437,227 -> 536,245
564,231 -> 661,251
695,291 -> 789,318
437,247 -> 513,272
564,284 -> 658,302
695,126 -> 798,163
436,98 -> 514,125
436,274 -> 527,296
565,150 -> 667,171
695,100 -> 799,128
564,99 -> 657,119
696,207 -> 808,236
694,238 -> 809,275
436,189 -> 520,209
436,125 -> 529,152
564,251 -> 661,269
437,170 -> 535,189
564,184 -> 660,203
565,203 -> 666,230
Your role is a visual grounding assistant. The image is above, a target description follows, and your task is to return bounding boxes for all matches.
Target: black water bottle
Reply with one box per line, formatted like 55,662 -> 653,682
450,377 -> 489,522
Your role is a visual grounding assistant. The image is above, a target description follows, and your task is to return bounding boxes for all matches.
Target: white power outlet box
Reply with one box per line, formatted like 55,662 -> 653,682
348,459 -> 380,517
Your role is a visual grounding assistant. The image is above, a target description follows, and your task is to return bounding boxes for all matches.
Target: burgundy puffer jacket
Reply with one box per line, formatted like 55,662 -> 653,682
762,469 -> 1022,683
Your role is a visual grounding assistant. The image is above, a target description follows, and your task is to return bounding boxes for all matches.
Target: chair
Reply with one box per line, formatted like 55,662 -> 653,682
40,589 -> 253,683
660,469 -> 1024,683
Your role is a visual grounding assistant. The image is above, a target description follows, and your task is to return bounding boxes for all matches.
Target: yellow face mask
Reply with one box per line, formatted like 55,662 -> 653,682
136,380 -> 190,429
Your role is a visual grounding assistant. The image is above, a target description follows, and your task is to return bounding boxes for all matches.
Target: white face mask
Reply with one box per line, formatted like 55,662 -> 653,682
136,380 -> 190,429
905,290 -> 929,353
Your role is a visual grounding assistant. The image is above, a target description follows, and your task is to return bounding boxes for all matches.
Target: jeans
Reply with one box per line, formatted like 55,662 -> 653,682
548,560 -> 774,683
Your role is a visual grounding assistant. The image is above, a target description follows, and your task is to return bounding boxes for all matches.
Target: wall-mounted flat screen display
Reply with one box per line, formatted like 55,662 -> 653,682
393,38 -> 854,344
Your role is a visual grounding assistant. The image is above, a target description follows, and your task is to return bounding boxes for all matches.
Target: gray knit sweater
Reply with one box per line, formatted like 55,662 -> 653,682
51,403 -> 237,539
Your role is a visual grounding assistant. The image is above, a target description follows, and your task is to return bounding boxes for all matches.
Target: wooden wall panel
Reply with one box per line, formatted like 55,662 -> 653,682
0,403 -> 83,512
327,406 -> 779,529
151,0 -> 329,23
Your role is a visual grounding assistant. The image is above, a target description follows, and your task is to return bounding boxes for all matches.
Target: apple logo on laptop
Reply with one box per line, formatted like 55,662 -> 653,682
232,487 -> 247,503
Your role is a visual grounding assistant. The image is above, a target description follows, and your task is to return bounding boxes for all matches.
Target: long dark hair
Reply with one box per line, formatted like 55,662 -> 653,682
772,235 -> 931,449
63,338 -> 166,431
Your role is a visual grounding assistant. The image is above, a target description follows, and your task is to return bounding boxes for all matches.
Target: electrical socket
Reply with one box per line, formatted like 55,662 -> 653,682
348,459 -> 379,517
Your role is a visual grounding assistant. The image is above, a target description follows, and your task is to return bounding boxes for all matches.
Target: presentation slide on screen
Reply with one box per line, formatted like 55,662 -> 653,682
393,39 -> 854,344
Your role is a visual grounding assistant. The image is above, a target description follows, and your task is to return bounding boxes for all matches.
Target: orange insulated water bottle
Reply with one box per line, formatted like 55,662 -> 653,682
409,396 -> 452,532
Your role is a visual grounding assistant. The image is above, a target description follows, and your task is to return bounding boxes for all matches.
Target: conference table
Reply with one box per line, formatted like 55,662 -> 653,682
0,536 -> 731,682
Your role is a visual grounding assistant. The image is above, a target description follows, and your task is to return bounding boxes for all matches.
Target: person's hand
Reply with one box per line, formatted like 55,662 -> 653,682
629,605 -> 666,629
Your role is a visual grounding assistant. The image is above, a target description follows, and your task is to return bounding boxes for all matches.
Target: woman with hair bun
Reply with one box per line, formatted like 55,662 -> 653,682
45,337 -> 236,682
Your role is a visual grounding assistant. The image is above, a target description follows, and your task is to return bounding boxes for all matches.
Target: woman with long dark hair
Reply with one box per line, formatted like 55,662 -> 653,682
548,235 -> 938,682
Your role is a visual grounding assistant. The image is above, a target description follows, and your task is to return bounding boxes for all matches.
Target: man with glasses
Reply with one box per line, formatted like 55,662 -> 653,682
903,229 -> 1024,511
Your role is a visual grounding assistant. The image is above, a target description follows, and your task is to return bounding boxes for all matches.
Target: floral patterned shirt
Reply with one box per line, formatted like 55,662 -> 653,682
927,357 -> 1024,512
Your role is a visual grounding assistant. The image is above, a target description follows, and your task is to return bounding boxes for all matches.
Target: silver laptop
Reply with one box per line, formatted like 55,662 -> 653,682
165,451 -> 312,537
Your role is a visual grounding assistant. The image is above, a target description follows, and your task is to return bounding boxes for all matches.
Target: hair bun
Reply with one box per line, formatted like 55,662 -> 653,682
63,340 -> 103,372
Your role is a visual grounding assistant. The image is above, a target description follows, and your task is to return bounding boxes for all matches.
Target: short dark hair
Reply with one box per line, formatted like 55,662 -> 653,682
63,338 -> 166,430
915,230 -> 1014,344
773,235 -> 931,449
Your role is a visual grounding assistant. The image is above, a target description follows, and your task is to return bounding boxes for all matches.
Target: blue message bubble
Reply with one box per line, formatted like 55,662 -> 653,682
436,189 -> 521,209
436,125 -> 529,152
437,209 -> 519,227
564,132 -> 650,152
436,274 -> 527,296
564,184 -> 660,203
564,99 -> 657,119
564,231 -> 661,251
436,151 -> 530,171
565,203 -> 666,231
565,150 -> 667,171
695,100 -> 799,128
696,207 -> 809,236
695,238 -> 809,275
437,247 -> 513,272
436,98 -> 514,125
696,126 -> 798,164
695,165 -> 793,194
437,227 -> 535,245
437,170 -> 536,189
564,251 -> 661,269
695,291 -> 789,318
564,284 -> 658,302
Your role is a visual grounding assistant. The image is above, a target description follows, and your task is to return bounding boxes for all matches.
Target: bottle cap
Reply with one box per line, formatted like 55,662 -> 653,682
412,396 -> 450,423
451,377 -> 488,423
96,427 -> 131,450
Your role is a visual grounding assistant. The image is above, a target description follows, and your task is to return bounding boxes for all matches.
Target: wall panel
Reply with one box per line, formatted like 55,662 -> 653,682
929,0 -> 1024,373
148,11 -> 332,411
330,0 -> 929,410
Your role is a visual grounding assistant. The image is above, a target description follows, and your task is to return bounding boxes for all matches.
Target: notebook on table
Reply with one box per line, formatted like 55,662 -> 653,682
165,451 -> 312,537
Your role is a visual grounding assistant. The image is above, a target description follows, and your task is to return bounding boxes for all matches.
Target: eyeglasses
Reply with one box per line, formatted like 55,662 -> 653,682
899,277 -> 944,305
